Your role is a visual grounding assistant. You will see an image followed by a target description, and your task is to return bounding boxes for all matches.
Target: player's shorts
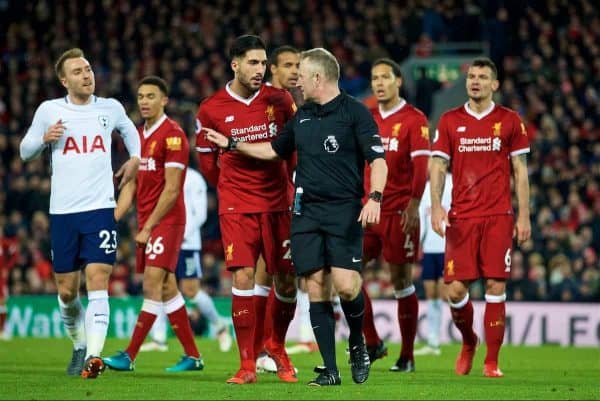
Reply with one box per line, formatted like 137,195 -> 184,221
0,275 -> 7,299
291,199 -> 363,276
421,253 -> 444,281
363,212 -> 420,265
135,224 -> 185,273
176,249 -> 202,280
219,211 -> 293,274
50,208 -> 117,273
444,214 -> 514,283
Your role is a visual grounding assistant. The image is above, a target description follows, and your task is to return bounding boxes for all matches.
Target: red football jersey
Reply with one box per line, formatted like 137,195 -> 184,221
137,115 -> 189,227
195,84 -> 296,214
431,102 -> 530,218
364,101 -> 430,214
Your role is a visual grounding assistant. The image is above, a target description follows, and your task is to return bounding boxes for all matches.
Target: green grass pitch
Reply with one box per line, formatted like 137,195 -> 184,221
1,338 -> 598,400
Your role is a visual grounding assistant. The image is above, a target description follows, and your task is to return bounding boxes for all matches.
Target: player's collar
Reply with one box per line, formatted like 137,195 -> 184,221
143,114 -> 167,139
378,98 -> 406,119
225,81 -> 262,106
64,95 -> 96,105
464,101 -> 495,120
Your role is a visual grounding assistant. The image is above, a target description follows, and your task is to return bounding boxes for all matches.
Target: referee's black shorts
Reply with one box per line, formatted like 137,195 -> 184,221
290,199 -> 364,276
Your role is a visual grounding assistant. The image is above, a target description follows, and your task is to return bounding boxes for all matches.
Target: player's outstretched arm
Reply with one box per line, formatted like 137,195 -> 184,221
203,127 -> 279,160
429,156 -> 450,237
511,153 -> 531,245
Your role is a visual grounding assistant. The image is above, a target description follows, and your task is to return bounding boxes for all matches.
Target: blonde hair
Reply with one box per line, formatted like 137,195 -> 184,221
300,48 -> 340,82
55,48 -> 85,78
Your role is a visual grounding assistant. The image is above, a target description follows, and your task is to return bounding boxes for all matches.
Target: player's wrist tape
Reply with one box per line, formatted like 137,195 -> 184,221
226,137 -> 238,151
368,190 -> 383,203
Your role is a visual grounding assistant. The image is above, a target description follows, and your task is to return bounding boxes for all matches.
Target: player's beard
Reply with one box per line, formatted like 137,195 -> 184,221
240,74 -> 261,94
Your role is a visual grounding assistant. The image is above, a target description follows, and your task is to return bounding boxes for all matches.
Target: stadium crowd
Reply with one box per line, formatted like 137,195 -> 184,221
0,0 -> 598,302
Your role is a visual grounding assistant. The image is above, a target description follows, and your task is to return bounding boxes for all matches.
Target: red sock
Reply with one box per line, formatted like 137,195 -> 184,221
263,290 -> 275,343
167,305 -> 200,358
0,312 -> 6,331
253,292 -> 269,357
397,292 -> 418,360
126,311 -> 157,360
233,294 -> 256,370
484,302 -> 505,365
361,285 -> 381,347
450,299 -> 477,345
270,293 -> 296,346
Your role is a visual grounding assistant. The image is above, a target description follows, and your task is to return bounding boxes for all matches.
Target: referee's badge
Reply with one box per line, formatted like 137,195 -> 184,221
324,135 -> 339,153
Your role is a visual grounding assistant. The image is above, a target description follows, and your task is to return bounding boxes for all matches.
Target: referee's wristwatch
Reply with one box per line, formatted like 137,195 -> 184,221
368,190 -> 383,203
226,137 -> 238,151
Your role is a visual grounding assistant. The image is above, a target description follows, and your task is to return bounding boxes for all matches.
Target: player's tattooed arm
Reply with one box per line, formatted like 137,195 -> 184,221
430,156 -> 448,205
429,156 -> 450,237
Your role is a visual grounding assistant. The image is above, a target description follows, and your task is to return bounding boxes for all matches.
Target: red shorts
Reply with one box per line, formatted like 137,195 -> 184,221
220,211 -> 293,274
444,214 -> 514,283
363,213 -> 419,265
136,224 -> 185,274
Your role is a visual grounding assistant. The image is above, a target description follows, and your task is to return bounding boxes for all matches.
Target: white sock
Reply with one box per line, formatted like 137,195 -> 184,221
58,295 -> 86,350
85,290 -> 109,358
427,298 -> 442,348
193,289 -> 221,326
150,308 -> 168,344
296,289 -> 315,342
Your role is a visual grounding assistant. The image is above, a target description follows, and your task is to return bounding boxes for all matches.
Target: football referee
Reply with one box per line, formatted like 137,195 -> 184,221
204,47 -> 388,386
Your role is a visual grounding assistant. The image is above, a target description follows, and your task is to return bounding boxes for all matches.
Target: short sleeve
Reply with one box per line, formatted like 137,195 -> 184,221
409,112 -> 431,158
195,102 -> 217,154
431,113 -> 451,160
164,129 -> 190,169
354,102 -> 384,163
271,117 -> 296,160
509,112 -> 530,157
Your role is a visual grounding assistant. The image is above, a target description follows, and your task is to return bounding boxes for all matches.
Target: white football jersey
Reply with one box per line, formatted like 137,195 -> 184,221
20,96 -> 140,214
420,173 -> 453,253
181,168 -> 208,251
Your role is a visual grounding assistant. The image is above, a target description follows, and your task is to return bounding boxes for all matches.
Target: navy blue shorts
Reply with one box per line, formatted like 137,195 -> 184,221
421,253 -> 444,281
175,249 -> 202,280
50,208 -> 117,273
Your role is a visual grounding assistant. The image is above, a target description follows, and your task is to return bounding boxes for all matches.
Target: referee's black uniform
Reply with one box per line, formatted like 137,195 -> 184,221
272,91 -> 385,276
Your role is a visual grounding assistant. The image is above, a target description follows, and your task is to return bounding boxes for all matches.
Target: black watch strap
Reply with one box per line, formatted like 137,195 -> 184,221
226,137 -> 238,151
368,191 -> 383,203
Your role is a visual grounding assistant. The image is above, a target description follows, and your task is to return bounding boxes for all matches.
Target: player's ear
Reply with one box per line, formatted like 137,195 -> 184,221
59,77 -> 68,89
231,59 -> 238,74
491,79 -> 500,91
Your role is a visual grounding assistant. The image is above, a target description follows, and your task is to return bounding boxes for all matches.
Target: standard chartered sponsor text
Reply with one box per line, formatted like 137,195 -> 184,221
230,123 -> 277,142
459,136 -> 492,152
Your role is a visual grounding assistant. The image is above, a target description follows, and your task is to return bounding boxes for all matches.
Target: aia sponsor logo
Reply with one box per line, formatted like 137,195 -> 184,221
62,135 -> 106,154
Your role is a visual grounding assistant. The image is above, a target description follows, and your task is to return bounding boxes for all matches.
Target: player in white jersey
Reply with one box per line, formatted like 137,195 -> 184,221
19,48 -> 140,379
140,167 -> 233,353
414,171 -> 452,356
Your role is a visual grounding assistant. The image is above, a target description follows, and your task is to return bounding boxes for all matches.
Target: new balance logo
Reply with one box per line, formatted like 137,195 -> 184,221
225,115 -> 234,122
457,126 -> 466,132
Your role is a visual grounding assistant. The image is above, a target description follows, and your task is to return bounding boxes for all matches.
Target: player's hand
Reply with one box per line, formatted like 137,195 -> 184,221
115,156 -> 140,189
401,199 -> 420,234
43,119 -> 65,144
513,214 -> 531,246
431,205 -> 449,237
358,199 -> 381,228
135,226 -> 152,247
202,127 -> 229,148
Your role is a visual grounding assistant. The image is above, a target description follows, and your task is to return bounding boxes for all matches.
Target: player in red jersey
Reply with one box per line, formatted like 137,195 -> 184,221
195,35 -> 298,384
361,58 -> 430,372
0,226 -> 19,340
430,58 -> 531,378
103,76 -> 204,374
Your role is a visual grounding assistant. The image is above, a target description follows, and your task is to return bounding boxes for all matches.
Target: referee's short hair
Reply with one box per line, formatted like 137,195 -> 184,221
300,48 -> 340,82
